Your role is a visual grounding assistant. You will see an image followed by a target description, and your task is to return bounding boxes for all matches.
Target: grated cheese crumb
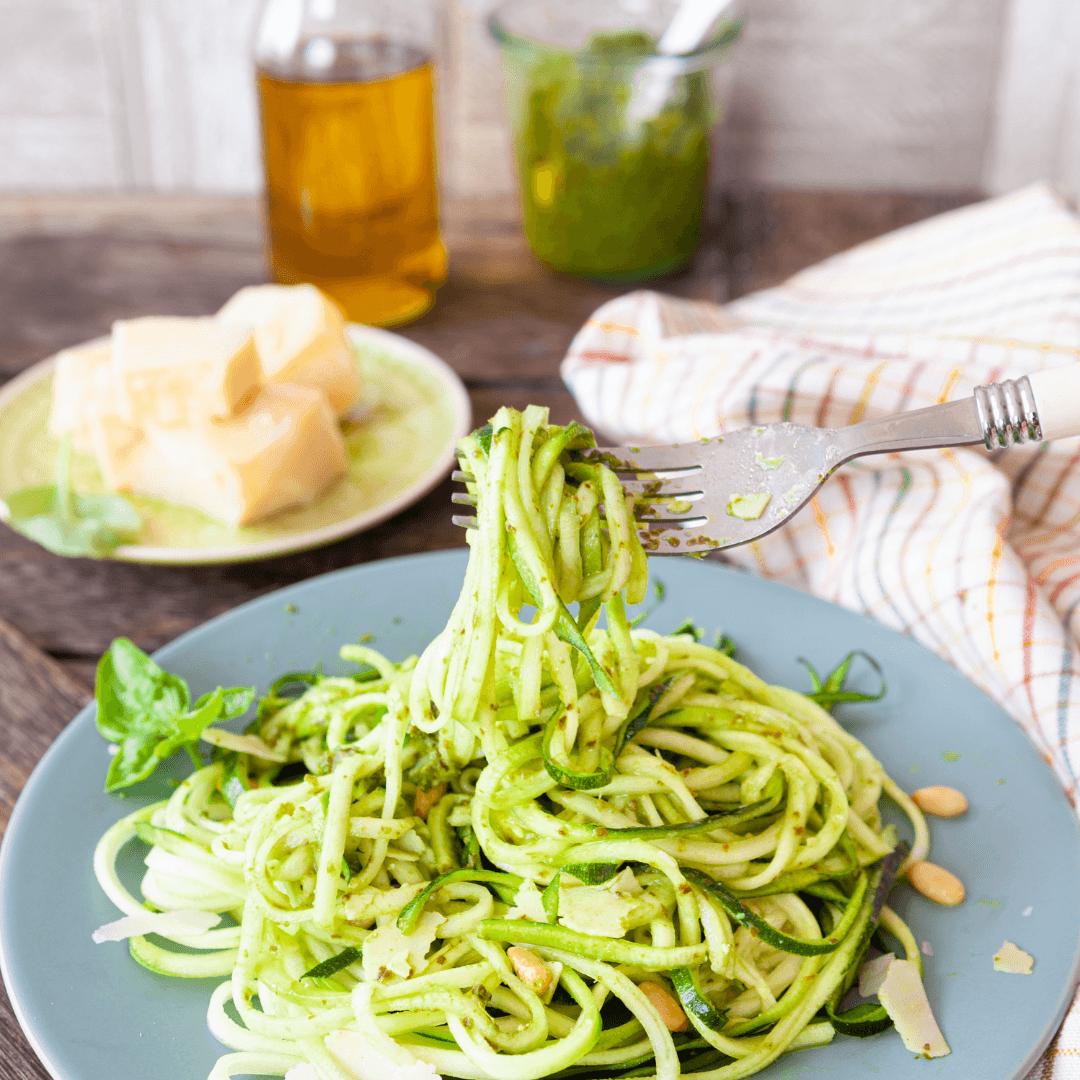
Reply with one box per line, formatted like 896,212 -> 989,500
993,941 -> 1034,975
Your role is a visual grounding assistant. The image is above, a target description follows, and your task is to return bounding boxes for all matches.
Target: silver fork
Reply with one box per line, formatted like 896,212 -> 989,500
452,368 -> 1080,554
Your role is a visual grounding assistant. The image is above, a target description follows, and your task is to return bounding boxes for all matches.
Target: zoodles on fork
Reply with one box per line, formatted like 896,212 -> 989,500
93,405 -> 937,1080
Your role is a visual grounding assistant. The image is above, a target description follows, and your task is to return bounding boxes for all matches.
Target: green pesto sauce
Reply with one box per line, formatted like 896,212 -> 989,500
518,31 -> 711,280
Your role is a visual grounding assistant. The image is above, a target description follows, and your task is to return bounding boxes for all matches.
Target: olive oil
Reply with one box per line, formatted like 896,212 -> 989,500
257,38 -> 446,326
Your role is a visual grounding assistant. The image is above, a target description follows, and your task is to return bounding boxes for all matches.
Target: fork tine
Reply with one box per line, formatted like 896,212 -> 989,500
579,444 -> 707,473
618,474 -> 705,499
635,509 -> 710,526
452,441 -> 722,543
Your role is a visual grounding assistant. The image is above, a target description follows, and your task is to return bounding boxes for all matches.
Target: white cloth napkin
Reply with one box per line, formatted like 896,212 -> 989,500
562,182 -> 1080,1077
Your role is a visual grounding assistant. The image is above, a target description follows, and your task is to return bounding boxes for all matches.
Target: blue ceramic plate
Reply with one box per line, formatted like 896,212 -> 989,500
2,550 -> 1079,1080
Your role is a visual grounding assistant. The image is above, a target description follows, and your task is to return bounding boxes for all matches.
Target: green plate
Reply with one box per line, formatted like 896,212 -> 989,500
0,325 -> 470,564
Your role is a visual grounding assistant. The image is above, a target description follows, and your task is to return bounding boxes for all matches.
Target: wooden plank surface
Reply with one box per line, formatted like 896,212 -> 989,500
0,618 -> 90,1080
0,187 -> 976,1079
0,190 -> 977,667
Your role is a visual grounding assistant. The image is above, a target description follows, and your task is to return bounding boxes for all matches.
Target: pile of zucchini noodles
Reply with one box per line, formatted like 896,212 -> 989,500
94,406 -> 931,1080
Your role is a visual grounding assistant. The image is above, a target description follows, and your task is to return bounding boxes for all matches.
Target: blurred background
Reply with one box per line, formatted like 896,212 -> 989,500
4,0 -> 1076,202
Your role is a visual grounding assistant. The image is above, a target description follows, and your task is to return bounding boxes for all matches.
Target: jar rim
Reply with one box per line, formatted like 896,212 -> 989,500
488,0 -> 742,70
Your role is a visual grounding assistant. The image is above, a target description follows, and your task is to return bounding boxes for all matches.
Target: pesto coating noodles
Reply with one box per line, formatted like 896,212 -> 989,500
94,406 -> 931,1080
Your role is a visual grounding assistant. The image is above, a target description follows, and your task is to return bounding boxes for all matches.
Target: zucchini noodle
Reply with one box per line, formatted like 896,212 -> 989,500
94,406 -> 931,1080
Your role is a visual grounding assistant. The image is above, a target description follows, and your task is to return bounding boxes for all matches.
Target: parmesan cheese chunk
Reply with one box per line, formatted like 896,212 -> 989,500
506,879 -> 548,922
558,884 -> 637,938
362,924 -> 412,982
217,283 -> 361,415
877,958 -> 950,1058
324,1028 -> 441,1080
608,867 -> 644,896
342,882 -> 424,925
405,911 -> 446,972
858,952 -> 895,998
94,383 -> 348,527
111,317 -> 262,425
993,940 -> 1034,974
92,908 -> 220,943
47,340 -> 113,452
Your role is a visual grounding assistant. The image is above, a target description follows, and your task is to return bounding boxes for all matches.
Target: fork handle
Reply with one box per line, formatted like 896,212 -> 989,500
1028,366 -> 1080,442
833,364 -> 1080,463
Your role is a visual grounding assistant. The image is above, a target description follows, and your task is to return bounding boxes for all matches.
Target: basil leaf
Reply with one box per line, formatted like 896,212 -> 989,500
3,485 -> 56,519
95,638 -> 189,742
714,632 -> 736,658
2,436 -> 142,558
474,423 -> 494,456
215,749 -> 250,809
800,651 -> 886,712
96,637 -> 255,794
219,686 -> 256,719
669,619 -> 703,641
177,688 -> 225,741
106,719 -> 178,792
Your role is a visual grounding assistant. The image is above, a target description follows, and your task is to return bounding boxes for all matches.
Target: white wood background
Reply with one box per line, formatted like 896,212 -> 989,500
1,0 -> 1075,200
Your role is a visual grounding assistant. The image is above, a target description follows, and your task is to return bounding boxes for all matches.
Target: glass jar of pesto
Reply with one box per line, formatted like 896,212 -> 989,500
489,0 -> 741,281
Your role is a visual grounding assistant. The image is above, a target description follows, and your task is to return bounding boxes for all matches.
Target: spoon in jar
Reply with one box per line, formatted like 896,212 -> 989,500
626,0 -> 738,124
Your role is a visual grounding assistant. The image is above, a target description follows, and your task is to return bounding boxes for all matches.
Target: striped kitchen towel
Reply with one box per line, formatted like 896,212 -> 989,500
562,182 -> 1080,1078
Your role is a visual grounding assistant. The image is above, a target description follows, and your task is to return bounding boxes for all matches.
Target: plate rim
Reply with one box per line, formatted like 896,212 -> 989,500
3,551 -> 1080,1080
0,325 -> 472,565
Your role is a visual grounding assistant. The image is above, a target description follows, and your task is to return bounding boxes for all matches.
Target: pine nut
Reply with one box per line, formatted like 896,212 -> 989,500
414,784 -> 446,820
507,947 -> 553,995
911,785 -> 968,818
908,860 -> 965,906
638,981 -> 689,1032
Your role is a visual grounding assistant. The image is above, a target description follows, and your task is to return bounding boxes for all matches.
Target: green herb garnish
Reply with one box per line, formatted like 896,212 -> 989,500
96,637 -> 254,792
800,650 -> 886,711
2,435 -> 141,558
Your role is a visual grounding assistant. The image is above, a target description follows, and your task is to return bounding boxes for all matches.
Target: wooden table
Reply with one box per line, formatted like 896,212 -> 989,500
0,187 -> 976,1079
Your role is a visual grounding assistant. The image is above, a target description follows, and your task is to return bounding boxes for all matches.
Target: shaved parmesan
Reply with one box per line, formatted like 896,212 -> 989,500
199,727 -> 287,761
362,924 -> 412,982
858,952 -> 895,998
608,867 -> 643,896
993,941 -> 1034,974
325,1029 -> 441,1080
405,911 -> 446,972
343,986 -> 444,1080
285,1065 -> 319,1080
877,958 -> 950,1058
921,941 -> 934,957
92,908 -> 220,943
558,884 -> 637,938
342,882 -> 424,925
506,879 -> 548,922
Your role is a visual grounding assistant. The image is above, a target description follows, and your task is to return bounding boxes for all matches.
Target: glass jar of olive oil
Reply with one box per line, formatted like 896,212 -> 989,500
254,0 -> 447,326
